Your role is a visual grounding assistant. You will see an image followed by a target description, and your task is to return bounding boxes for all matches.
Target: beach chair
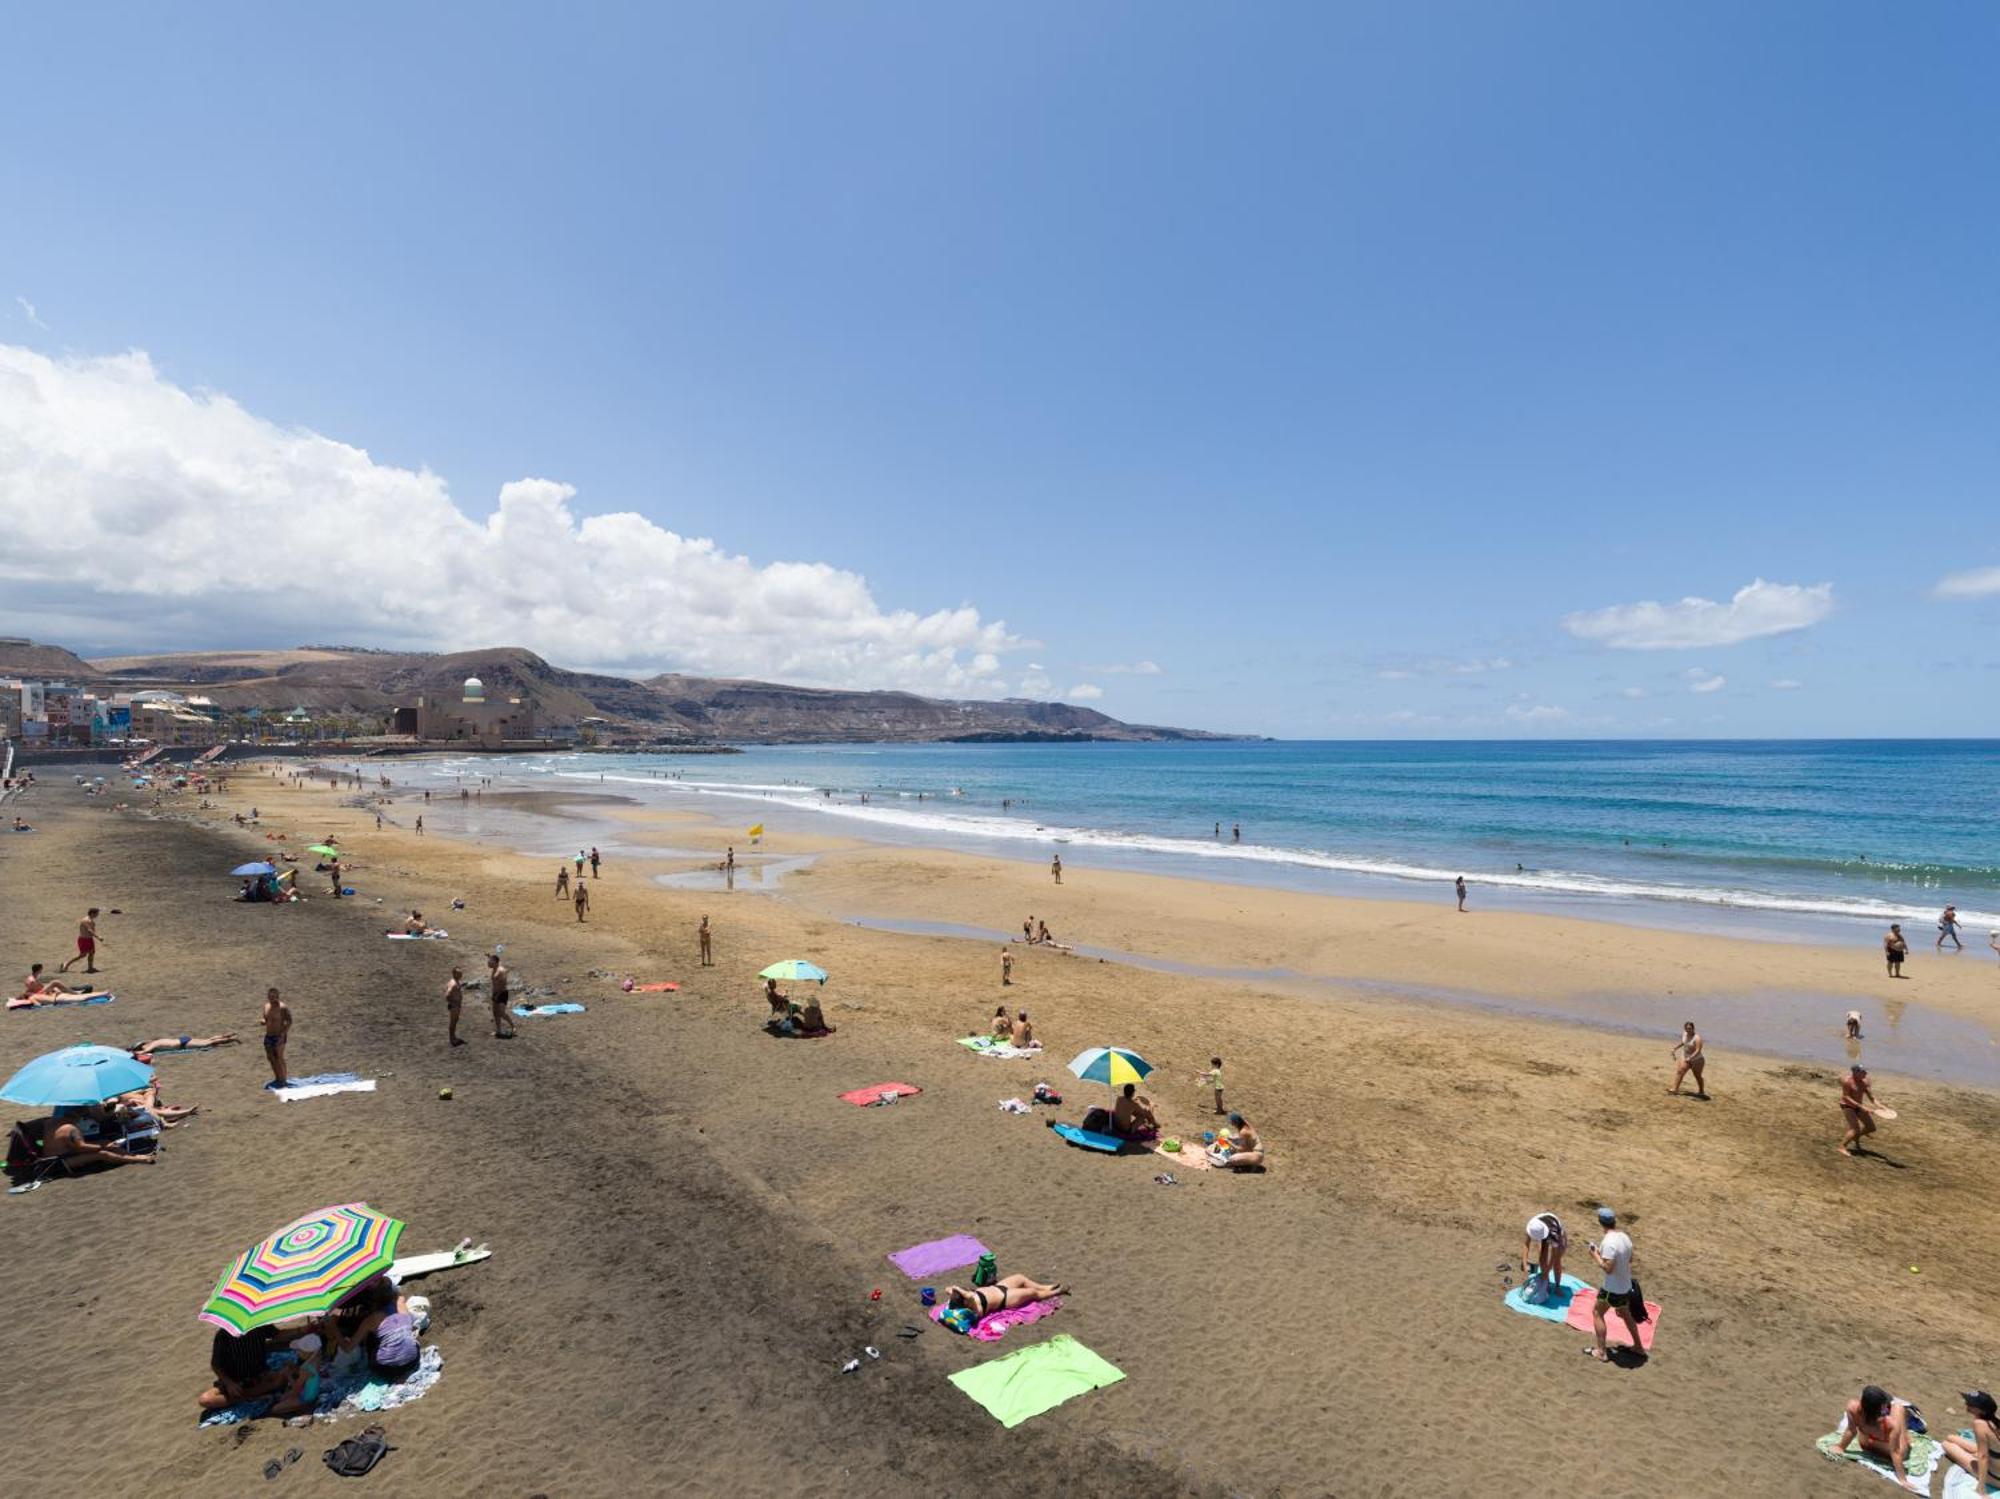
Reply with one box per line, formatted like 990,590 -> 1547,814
5,1118 -> 76,1187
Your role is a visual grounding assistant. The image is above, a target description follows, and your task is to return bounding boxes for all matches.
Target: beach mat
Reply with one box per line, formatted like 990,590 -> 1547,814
511,1003 -> 585,1017
947,1334 -> 1125,1428
268,1073 -> 376,1102
1504,1272 -> 1588,1324
888,1234 -> 987,1279
1817,1413 -> 1942,1490
1564,1287 -> 1663,1350
1153,1142 -> 1213,1171
957,1036 -> 1044,1059
9,993 -> 114,1010
932,1295 -> 1061,1342
1050,1122 -> 1125,1153
840,1083 -> 921,1107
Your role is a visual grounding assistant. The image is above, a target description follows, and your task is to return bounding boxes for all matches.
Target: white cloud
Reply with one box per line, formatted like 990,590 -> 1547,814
1017,669 -> 1054,697
1098,660 -> 1163,676
0,344 -> 1028,695
14,297 -> 45,330
1376,668 -> 1415,681
1620,686 -> 1648,700
1505,703 -> 1569,722
1376,655 -> 1510,680
1933,566 -> 2000,600
1769,678 -> 1803,691
1562,578 -> 1834,650
1066,683 -> 1103,701
1683,668 -> 1727,694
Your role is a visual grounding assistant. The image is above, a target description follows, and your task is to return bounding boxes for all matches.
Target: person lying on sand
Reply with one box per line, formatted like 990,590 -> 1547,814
198,1325 -> 319,1417
1111,1083 -> 1159,1138
1835,1385 -> 1924,1491
1940,1389 -> 2000,1490
130,1033 -> 241,1057
1209,1113 -> 1265,1169
1010,1010 -> 1035,1047
944,1274 -> 1066,1318
12,963 -> 110,1005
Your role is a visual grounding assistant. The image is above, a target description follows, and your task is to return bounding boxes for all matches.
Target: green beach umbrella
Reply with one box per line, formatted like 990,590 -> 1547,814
758,960 -> 828,984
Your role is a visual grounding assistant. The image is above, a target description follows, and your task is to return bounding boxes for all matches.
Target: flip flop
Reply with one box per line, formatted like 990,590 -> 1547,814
1581,1345 -> 1609,1362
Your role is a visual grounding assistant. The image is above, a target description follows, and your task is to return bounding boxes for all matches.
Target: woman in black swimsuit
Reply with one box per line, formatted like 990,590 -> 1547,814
944,1274 -> 1066,1317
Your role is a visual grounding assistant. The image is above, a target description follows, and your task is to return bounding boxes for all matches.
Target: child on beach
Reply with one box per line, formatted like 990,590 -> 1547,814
261,987 -> 292,1088
1195,1058 -> 1225,1114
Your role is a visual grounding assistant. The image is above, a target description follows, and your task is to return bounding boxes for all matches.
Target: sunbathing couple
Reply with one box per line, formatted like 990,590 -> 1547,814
1020,917 -> 1067,950
1834,1383 -> 2000,1492
25,1083 -> 198,1173
9,962 -> 111,1008
765,979 -> 833,1037
943,1274 -> 1065,1319
989,1006 -> 1037,1048
199,1275 -> 425,1417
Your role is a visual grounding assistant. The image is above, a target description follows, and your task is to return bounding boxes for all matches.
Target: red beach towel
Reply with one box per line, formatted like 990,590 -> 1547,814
1564,1288 -> 1662,1350
839,1083 -> 922,1107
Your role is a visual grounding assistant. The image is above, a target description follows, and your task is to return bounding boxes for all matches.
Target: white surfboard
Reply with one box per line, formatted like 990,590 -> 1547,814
391,1245 -> 491,1281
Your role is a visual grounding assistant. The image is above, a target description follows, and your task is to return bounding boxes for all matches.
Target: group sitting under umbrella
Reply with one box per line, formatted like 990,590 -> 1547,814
2,1044 -> 186,1175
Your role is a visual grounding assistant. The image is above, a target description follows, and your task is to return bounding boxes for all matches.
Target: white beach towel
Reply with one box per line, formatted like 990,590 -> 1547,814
269,1072 -> 377,1102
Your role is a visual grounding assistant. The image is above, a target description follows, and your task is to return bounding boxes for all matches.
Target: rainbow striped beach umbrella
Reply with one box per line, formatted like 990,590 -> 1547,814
200,1203 -> 405,1335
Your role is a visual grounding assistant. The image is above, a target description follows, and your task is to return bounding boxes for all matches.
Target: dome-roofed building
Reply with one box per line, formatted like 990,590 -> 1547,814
462,676 -> 485,704
396,672 -> 534,747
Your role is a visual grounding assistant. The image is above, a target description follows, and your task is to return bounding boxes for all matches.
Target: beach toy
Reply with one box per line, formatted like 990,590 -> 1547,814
869,1288 -> 882,1301
438,1087 -> 453,1100
1202,1131 -> 1216,1143
921,1287 -> 936,1306
1163,1137 -> 1181,1153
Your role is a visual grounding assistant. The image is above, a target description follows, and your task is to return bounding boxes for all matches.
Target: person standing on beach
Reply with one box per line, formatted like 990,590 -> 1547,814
488,954 -> 515,1039
1937,904 -> 1963,951
262,987 -> 292,1088
1454,876 -> 1467,912
1196,1058 -> 1225,1114
1001,949 -> 1013,986
573,881 -> 590,922
1051,853 -> 1062,885
698,915 -> 713,965
328,855 -> 343,898
575,850 -> 586,880
1232,823 -> 1241,842
1884,923 -> 1908,978
725,846 -> 736,872
555,864 -> 569,898
1839,1064 -> 1881,1157
589,846 -> 601,879
1583,1207 -> 1640,1362
444,966 -> 465,1047
415,814 -> 424,835
1667,1021 -> 1707,1098
58,908 -> 103,975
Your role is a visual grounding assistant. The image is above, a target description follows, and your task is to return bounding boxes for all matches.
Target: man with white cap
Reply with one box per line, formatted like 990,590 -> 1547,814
1583,1206 -> 1641,1362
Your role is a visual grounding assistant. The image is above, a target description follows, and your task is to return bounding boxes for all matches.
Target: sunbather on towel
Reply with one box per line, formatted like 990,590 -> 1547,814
11,964 -> 110,1006
944,1274 -> 1066,1318
130,1033 -> 241,1057
1010,1011 -> 1035,1048
1837,1385 -> 1924,1490
1941,1390 -> 2000,1490
402,910 -> 430,935
198,1325 -> 320,1417
43,1113 -> 155,1169
1111,1083 -> 1160,1138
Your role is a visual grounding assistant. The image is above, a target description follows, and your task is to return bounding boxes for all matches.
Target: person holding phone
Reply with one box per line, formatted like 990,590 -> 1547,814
1582,1207 -> 1641,1362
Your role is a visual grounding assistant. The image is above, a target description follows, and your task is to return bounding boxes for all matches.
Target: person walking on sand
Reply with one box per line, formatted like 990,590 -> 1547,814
488,954 -> 515,1039
444,966 -> 465,1047
555,864 -> 569,898
59,908 -> 104,975
575,850 -> 586,880
1583,1207 -> 1641,1362
415,814 -> 423,835
1455,875 -> 1467,912
698,915 -> 713,966
1051,853 -> 1062,885
1668,1021 -> 1707,1098
1937,904 -> 1963,951
589,846 -> 601,879
1884,923 -> 1908,978
573,880 -> 590,923
1840,1064 -> 1883,1157
261,987 -> 292,1088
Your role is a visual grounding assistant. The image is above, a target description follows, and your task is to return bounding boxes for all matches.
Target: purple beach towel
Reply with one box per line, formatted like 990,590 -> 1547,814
887,1234 -> 989,1279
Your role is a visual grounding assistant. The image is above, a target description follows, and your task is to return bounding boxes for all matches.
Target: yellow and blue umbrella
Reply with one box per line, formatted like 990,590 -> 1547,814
2,1044 -> 153,1108
1066,1047 -> 1154,1088
200,1203 -> 405,1335
758,960 -> 827,984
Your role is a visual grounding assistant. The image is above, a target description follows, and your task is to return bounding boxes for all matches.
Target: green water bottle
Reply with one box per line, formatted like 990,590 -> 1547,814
972,1252 -> 997,1287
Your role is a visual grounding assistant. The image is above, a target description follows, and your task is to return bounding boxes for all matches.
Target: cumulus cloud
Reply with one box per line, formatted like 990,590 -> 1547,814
1066,683 -> 1104,701
1098,660 -> 1163,676
1933,566 -> 2000,600
0,344 -> 1027,694
1562,579 -> 1834,650
1683,668 -> 1727,694
14,297 -> 45,330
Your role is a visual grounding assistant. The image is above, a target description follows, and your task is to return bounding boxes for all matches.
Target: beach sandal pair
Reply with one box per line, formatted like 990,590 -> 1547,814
262,1448 -> 303,1480
323,1426 -> 394,1478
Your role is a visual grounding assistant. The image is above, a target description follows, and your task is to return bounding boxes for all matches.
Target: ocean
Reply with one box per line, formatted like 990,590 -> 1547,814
428,739 -> 2000,936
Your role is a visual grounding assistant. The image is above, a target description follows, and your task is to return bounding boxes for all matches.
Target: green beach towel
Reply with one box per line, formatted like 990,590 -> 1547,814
1816,1425 -> 1943,1489
947,1334 -> 1124,1428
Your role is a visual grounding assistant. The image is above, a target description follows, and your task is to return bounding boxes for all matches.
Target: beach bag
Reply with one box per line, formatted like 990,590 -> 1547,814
939,1306 -> 977,1335
1627,1280 -> 1649,1324
323,1425 -> 394,1478
1080,1106 -> 1111,1133
972,1252 -> 998,1287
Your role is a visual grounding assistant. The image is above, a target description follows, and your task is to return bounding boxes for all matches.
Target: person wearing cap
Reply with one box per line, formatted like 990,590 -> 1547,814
1582,1207 -> 1640,1362
1840,1064 -> 1881,1157
1941,1390 -> 2000,1488
1521,1211 -> 1567,1296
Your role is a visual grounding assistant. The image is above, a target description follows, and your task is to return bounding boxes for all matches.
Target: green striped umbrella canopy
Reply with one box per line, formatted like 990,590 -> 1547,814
199,1203 -> 405,1334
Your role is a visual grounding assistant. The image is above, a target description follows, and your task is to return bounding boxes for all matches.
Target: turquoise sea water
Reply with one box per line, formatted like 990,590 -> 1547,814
437,740 -> 2000,932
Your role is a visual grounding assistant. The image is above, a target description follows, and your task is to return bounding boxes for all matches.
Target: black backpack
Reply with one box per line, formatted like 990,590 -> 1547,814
323,1425 -> 394,1478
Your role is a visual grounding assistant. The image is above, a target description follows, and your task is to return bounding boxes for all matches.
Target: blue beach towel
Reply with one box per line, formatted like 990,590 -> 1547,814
511,1002 -> 585,1017
11,993 -> 114,1011
1503,1271 -> 1588,1323
1050,1122 -> 1126,1153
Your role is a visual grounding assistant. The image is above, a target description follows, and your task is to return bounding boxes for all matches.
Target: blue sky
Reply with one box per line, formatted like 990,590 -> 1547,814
2,2 -> 1996,737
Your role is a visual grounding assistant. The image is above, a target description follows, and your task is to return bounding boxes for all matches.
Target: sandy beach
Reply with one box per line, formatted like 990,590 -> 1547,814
5,765 -> 1998,1497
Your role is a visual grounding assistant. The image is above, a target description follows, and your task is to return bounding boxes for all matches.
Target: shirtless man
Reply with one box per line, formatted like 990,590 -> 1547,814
58,908 -> 103,975
488,954 -> 515,1039
444,966 -> 465,1047
1111,1083 -> 1158,1137
1884,923 -> 1907,978
1010,1010 -> 1035,1048
1051,853 -> 1062,885
403,910 -> 430,935
573,881 -> 590,922
555,864 -> 569,898
44,1114 -> 155,1170
1001,948 -> 1013,986
698,915 -> 713,966
130,1032 -> 240,1056
1023,917 -> 1036,945
261,988 -> 292,1088
18,963 -> 106,1004
327,855 -> 343,898
1667,1021 -> 1707,1098
1839,1064 -> 1881,1157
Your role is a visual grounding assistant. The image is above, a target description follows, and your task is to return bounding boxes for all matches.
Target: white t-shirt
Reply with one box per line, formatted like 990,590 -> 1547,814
1599,1229 -> 1633,1294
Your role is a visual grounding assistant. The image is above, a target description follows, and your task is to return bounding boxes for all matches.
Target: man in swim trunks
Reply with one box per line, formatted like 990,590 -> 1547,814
58,908 -> 103,975
1668,1021 -> 1707,1098
1884,923 -> 1907,977
1111,1082 -> 1158,1138
444,966 -> 465,1047
261,988 -> 292,1088
129,1033 -> 240,1057
1051,853 -> 1062,884
1839,1064 -> 1880,1157
1937,903 -> 1963,950
44,1114 -> 156,1170
573,881 -> 590,922
555,863 -> 569,897
1010,1010 -> 1035,1047
488,954 -> 515,1039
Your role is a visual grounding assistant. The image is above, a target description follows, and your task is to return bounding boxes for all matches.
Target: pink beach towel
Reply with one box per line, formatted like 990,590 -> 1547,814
1153,1143 -> 1213,1171
932,1295 -> 1062,1341
888,1234 -> 988,1279
839,1082 -> 922,1107
1564,1288 -> 1663,1351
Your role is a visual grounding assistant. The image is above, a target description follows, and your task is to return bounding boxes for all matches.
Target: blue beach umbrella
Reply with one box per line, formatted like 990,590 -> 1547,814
758,960 -> 828,984
2,1044 -> 154,1108
231,862 -> 278,877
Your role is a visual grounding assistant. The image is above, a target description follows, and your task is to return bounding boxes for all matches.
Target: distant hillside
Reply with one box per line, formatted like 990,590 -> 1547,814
0,640 -> 1244,743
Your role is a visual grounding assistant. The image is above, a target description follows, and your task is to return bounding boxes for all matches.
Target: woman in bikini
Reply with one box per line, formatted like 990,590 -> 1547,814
1836,1385 -> 1922,1490
1667,1021 -> 1707,1098
1941,1389 -> 2000,1490
943,1274 -> 1066,1318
